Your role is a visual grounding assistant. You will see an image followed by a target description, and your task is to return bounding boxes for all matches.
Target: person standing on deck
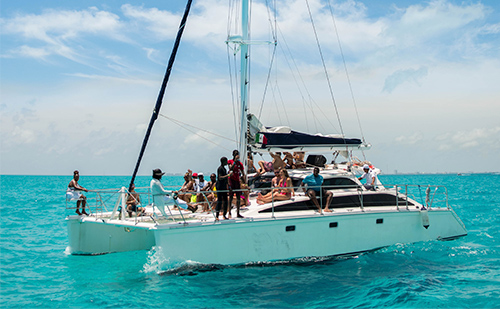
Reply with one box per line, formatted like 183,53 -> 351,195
66,170 -> 89,216
216,157 -> 231,220
228,150 -> 245,218
300,167 -> 333,213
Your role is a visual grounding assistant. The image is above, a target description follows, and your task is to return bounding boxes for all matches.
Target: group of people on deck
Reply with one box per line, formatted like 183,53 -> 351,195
252,152 -> 306,175
67,153 -> 377,217
150,149 -> 249,220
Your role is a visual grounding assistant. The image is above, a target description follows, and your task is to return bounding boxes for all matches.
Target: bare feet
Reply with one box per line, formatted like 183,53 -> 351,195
257,200 -> 265,205
237,214 -> 244,218
75,210 -> 82,215
82,210 -> 89,216
323,208 -> 332,213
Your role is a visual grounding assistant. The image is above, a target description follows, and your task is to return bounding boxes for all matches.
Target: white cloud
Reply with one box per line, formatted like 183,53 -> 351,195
1,7 -> 124,61
395,132 -> 423,145
11,126 -> 36,144
383,66 -> 428,93
436,127 -> 500,150
121,4 -> 180,40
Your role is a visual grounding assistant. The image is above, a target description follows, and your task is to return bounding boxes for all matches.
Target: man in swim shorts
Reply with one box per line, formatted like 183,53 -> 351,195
66,170 -> 89,216
300,167 -> 333,213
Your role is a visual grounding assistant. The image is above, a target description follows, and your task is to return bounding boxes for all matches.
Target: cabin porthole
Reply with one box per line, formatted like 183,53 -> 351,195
329,222 -> 338,228
286,225 -> 296,232
376,218 -> 384,224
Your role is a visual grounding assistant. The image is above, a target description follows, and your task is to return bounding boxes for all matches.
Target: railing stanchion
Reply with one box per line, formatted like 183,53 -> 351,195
405,185 -> 409,210
358,186 -> 364,211
395,185 -> 399,211
271,192 -> 275,219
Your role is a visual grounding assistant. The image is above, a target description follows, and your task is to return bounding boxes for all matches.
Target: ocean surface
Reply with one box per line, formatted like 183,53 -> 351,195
1,173 -> 499,308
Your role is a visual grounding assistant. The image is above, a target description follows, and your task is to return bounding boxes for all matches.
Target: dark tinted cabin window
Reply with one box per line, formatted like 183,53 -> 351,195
249,175 -> 273,189
329,193 -> 414,208
291,177 -> 359,189
258,193 -> 414,212
323,177 -> 359,189
259,200 -> 317,213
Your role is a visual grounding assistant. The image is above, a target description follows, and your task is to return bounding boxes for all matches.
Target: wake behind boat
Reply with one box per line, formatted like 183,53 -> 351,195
65,0 -> 467,266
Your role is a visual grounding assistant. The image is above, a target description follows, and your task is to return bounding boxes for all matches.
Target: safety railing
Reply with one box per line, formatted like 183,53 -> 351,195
65,182 -> 449,224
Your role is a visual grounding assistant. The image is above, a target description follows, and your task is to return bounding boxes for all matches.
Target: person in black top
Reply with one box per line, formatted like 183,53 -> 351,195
216,156 -> 232,220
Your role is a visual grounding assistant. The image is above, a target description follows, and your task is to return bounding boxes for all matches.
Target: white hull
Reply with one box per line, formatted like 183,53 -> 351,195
67,207 -> 466,264
153,209 -> 466,265
66,216 -> 154,254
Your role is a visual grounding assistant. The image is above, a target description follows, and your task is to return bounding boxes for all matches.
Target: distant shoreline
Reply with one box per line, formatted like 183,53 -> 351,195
1,172 -> 499,177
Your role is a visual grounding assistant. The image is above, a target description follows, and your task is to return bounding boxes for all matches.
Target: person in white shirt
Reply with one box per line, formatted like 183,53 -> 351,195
194,172 -> 211,211
358,164 -> 376,190
150,168 -> 196,215
195,172 -> 208,192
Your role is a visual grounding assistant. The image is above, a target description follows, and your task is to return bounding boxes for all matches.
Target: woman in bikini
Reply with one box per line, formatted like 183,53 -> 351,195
257,169 -> 294,204
177,172 -> 195,205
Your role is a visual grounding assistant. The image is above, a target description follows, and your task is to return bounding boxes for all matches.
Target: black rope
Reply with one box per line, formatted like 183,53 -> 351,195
129,0 -> 193,191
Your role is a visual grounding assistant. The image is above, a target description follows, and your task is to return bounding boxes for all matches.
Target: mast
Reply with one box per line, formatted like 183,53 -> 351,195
238,0 -> 250,178
129,0 -> 193,191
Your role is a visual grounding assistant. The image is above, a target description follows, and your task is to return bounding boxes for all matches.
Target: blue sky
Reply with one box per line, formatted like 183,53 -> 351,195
1,0 -> 499,176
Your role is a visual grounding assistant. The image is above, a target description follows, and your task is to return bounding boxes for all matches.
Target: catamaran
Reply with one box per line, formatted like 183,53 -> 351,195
66,0 -> 467,266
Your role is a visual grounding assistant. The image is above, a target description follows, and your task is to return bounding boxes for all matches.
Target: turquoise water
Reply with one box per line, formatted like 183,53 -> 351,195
1,173 -> 499,308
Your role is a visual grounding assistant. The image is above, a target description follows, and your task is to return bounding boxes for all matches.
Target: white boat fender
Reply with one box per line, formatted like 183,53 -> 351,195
420,208 -> 430,229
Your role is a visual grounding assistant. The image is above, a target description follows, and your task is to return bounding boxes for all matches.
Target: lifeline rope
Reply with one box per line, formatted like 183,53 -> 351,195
159,113 -> 235,151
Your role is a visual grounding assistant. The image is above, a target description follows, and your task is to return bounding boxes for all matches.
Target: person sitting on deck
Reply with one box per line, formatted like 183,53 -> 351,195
283,152 -> 295,169
151,168 -> 196,214
300,167 -> 333,213
248,153 -> 257,174
257,169 -> 294,204
358,164 -> 376,191
293,152 -> 306,168
66,170 -> 89,216
178,171 -> 195,204
126,183 -> 145,217
231,180 -> 250,207
201,173 -> 218,212
271,169 -> 282,187
257,152 -> 286,175
194,172 -> 210,211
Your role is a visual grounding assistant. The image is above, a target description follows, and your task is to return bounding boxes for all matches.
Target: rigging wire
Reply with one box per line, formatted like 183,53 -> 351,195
159,113 -> 234,151
304,0 -> 346,144
227,44 -> 240,148
276,24 -> 339,133
275,80 -> 291,127
227,0 -> 241,149
327,0 -> 367,159
257,45 -> 277,120
271,84 -> 283,124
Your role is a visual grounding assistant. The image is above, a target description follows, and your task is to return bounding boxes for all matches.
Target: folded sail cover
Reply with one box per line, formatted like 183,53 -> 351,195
254,130 -> 362,149
248,114 -> 364,150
